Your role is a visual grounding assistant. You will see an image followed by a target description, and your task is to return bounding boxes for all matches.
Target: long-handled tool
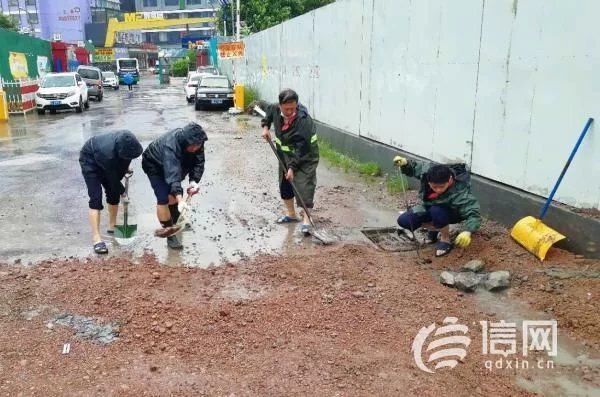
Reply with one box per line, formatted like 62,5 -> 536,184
395,165 -> 423,261
154,195 -> 193,238
114,174 -> 137,238
511,117 -> 593,260
266,138 -> 334,245
254,105 -> 333,245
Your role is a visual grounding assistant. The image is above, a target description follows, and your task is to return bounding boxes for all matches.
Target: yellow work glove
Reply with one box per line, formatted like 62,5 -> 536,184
393,155 -> 407,167
454,231 -> 472,248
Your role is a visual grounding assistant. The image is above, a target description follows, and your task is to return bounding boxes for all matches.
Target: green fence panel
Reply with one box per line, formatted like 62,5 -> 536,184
0,28 -> 52,81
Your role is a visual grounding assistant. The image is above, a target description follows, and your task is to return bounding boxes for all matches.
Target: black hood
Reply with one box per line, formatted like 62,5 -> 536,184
177,122 -> 208,148
297,103 -> 309,119
115,130 -> 143,160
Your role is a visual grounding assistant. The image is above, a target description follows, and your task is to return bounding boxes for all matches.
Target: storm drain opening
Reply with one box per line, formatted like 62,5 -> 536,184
361,227 -> 426,252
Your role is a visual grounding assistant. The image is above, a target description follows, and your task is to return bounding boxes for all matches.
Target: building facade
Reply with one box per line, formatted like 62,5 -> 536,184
0,0 -> 42,37
1,0 -> 123,43
89,0 -> 122,23
134,0 -> 219,48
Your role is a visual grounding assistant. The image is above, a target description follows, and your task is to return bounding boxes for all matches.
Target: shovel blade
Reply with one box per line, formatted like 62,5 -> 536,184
310,228 -> 335,245
114,224 -> 137,239
510,216 -> 565,261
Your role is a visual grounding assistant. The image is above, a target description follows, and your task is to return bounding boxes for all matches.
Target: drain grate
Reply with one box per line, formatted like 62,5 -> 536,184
361,227 -> 427,252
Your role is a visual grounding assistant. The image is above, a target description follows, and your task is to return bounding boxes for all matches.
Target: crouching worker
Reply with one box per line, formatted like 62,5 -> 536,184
393,156 -> 481,257
142,122 -> 207,249
261,89 -> 320,235
79,130 -> 143,254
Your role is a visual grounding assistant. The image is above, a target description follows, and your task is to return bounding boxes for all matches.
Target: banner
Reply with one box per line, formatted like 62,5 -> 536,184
94,48 -> 115,63
218,42 -> 245,59
116,31 -> 143,45
9,52 -> 29,79
37,56 -> 49,77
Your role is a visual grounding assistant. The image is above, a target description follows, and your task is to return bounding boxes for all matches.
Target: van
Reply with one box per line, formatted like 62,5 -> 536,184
76,65 -> 104,101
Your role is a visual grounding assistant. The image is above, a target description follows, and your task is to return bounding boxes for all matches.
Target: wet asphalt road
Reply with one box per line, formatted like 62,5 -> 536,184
0,75 -> 398,266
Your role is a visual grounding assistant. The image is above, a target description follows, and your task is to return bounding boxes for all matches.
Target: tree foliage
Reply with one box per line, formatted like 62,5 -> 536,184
172,58 -> 189,77
0,14 -> 18,31
217,0 -> 335,36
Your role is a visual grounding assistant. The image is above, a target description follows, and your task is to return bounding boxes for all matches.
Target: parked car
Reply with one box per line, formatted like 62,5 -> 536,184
35,72 -> 89,115
77,65 -> 104,101
194,75 -> 234,110
101,71 -> 119,90
184,74 -> 203,103
183,71 -> 199,85
196,66 -> 219,75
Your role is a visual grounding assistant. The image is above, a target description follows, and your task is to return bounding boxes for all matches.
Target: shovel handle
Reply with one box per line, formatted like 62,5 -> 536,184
266,137 -> 316,229
256,105 -> 316,228
539,117 -> 593,219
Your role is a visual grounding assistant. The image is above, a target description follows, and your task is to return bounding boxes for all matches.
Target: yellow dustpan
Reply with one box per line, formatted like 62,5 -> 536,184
511,118 -> 593,260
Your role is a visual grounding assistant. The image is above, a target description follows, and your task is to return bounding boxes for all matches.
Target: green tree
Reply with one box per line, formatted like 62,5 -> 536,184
171,58 -> 190,77
217,0 -> 335,36
0,14 -> 18,31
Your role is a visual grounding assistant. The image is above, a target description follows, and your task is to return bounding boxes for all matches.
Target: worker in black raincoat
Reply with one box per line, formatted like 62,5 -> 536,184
79,130 -> 143,254
261,89 -> 320,235
142,122 -> 207,249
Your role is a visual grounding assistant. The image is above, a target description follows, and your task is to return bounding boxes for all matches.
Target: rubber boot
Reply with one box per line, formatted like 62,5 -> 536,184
167,235 -> 183,249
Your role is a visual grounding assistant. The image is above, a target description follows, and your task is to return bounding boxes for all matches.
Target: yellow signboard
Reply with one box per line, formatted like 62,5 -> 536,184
9,52 -> 28,79
94,48 -> 115,63
218,42 -> 245,59
124,12 -> 164,22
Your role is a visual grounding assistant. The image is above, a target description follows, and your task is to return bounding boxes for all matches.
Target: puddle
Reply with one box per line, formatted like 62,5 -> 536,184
53,313 -> 120,344
0,153 -> 59,167
0,124 -> 28,142
475,290 -> 600,396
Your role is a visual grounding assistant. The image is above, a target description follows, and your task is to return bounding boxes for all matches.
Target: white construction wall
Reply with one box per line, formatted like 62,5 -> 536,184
221,0 -> 600,210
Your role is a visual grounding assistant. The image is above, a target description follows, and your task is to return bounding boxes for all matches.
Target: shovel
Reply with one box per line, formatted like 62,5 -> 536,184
114,175 -> 137,238
510,117 -> 593,260
154,195 -> 193,238
265,137 -> 334,245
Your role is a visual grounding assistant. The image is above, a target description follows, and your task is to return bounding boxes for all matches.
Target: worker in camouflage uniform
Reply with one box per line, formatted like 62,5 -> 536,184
261,89 -> 319,235
393,156 -> 481,257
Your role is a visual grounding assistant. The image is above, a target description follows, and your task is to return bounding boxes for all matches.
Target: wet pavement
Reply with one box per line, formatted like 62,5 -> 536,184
0,75 -> 398,266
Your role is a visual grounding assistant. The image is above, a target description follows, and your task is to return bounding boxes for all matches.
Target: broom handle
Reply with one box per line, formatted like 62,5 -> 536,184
539,117 -> 593,219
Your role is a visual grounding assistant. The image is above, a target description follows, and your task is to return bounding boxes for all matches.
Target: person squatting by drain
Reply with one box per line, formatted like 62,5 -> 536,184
393,156 -> 482,257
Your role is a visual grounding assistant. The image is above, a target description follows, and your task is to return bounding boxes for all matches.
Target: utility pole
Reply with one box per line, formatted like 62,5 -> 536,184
230,3 -> 234,39
236,0 -> 240,41
223,20 -> 227,36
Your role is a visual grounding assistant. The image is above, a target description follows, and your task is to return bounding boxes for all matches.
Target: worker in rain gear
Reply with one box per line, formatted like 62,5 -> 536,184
393,156 -> 482,257
123,72 -> 134,91
261,89 -> 320,235
79,130 -> 143,254
142,122 -> 207,249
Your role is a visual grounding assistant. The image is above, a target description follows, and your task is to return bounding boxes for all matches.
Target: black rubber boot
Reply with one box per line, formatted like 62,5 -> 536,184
167,235 -> 183,249
168,204 -> 180,224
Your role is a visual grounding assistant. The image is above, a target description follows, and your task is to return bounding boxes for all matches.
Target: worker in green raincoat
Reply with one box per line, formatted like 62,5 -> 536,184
394,156 -> 482,257
261,89 -> 319,235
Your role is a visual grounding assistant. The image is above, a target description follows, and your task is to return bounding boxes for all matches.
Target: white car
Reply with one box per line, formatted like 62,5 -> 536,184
36,72 -> 89,115
102,71 -> 119,90
184,73 -> 202,103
